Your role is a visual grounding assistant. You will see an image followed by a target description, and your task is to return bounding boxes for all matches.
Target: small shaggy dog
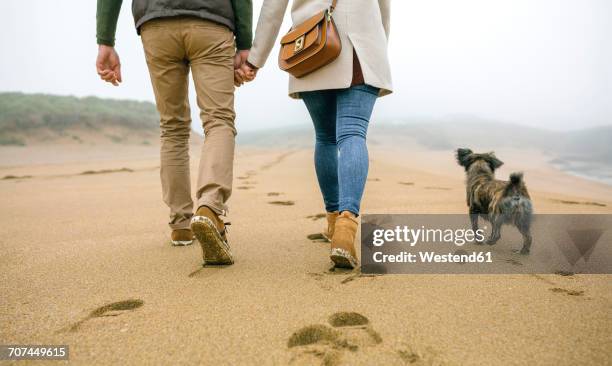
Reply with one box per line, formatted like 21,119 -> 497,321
456,148 -> 533,254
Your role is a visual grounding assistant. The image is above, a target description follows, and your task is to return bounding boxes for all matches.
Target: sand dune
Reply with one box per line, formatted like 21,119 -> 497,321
0,142 -> 611,365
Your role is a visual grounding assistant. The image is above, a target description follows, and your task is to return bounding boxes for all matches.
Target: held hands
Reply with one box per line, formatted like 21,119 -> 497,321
233,50 -> 258,87
96,45 -> 122,86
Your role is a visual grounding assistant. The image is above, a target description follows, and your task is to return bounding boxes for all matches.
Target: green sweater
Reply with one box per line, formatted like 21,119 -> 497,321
96,0 -> 253,49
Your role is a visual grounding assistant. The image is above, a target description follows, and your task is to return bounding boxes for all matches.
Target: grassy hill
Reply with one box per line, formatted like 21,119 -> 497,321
0,92 -> 159,145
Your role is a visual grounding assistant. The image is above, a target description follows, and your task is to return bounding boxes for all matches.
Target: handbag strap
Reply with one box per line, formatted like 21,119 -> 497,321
330,0 -> 338,12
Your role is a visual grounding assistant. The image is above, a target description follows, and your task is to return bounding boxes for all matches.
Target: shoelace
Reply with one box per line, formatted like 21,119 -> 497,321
222,221 -> 231,235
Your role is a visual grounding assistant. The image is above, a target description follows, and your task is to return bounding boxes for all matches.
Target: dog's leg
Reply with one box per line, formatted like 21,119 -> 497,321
470,213 -> 479,231
517,222 -> 532,255
469,208 -> 483,244
487,216 -> 501,245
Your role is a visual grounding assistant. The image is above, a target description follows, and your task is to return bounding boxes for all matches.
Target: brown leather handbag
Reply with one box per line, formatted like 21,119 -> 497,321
278,0 -> 342,78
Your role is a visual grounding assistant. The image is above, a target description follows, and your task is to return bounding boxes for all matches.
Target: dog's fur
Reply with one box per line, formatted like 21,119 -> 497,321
456,148 -> 533,254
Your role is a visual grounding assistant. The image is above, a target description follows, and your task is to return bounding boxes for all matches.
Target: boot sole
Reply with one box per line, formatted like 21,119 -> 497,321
191,216 -> 234,266
330,248 -> 358,269
171,239 -> 193,246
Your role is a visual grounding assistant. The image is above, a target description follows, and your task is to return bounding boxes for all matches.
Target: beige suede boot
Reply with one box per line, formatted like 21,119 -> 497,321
191,206 -> 233,265
322,211 -> 339,242
330,211 -> 359,269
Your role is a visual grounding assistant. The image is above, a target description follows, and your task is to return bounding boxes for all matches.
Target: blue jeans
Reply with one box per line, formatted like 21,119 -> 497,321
301,84 -> 379,216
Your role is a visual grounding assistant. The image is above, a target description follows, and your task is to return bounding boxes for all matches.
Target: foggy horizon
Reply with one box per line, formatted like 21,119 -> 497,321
1,0 -> 610,133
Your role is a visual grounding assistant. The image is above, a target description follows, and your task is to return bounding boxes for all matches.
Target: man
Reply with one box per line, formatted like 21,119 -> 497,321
95,0 -> 253,265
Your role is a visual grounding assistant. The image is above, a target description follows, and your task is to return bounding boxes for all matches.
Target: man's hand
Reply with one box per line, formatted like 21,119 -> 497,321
233,50 -> 249,87
233,50 -> 257,87
96,45 -> 122,86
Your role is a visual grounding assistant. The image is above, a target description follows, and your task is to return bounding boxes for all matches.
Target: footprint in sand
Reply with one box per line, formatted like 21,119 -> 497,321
236,186 -> 254,190
306,213 -> 326,221
504,258 -> 523,266
307,233 -> 329,243
530,274 -> 557,286
307,273 -> 332,291
424,186 -> 451,190
80,168 -> 134,175
398,181 -> 414,186
328,312 -> 372,328
67,299 -> 144,332
550,198 -> 606,207
549,288 -> 584,296
269,200 -> 295,206
267,192 -> 283,196
287,312 -> 382,365
308,267 -> 382,288
308,268 -> 378,291
340,269 -> 384,284
2,175 -> 33,180
555,270 -> 575,277
237,171 -> 257,180
261,151 -> 295,171
394,344 -> 443,365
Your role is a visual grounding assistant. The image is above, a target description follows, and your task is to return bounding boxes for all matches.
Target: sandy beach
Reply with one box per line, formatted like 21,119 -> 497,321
1,141 -> 611,365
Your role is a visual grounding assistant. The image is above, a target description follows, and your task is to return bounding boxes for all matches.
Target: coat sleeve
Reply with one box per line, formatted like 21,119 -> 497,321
246,0 -> 290,68
378,0 -> 390,40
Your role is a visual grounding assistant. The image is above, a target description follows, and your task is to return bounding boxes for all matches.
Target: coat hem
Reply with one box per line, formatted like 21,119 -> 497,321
289,84 -> 392,99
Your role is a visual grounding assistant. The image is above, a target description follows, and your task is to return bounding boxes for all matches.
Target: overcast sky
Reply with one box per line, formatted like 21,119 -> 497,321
0,0 -> 610,132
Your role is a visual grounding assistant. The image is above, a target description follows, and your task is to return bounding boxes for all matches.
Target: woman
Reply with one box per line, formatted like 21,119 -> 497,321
245,0 -> 392,268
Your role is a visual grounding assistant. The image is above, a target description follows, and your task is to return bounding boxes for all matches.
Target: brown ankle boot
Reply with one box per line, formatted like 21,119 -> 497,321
330,211 -> 359,269
191,206 -> 233,265
171,228 -> 194,246
323,211 -> 339,241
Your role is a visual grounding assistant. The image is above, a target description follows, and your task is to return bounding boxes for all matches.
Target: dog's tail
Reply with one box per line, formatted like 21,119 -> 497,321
509,172 -> 524,185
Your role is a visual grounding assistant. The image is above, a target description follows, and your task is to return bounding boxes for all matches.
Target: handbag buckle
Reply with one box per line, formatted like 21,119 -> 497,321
294,35 -> 305,53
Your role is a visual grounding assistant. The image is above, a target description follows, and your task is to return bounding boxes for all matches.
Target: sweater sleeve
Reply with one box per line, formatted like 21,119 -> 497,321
96,0 -> 123,46
247,0 -> 289,68
232,0 -> 253,50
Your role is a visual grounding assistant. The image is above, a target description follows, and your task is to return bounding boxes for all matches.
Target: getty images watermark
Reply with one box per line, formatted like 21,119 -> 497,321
360,214 -> 612,274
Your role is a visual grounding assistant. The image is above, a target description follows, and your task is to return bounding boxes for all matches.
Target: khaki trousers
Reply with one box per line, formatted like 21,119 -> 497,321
141,17 -> 236,230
